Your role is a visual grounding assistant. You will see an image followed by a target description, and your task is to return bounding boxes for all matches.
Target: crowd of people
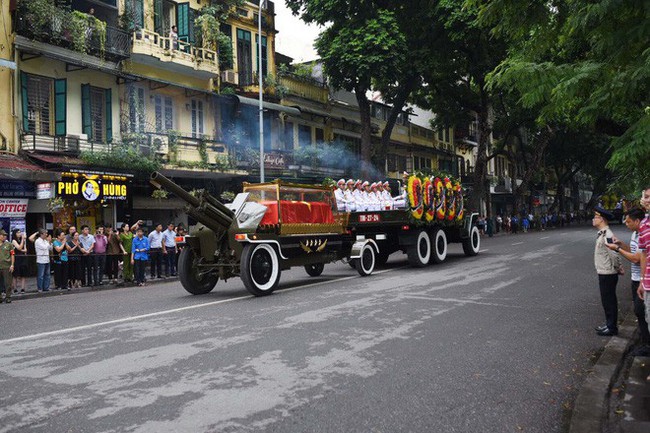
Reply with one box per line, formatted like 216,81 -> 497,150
0,221 -> 187,302
475,211 -> 592,236
334,179 -> 406,212
590,189 -> 650,381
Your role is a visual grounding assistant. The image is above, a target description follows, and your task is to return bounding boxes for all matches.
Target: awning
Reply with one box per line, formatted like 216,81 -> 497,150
293,106 -> 330,118
230,95 -> 300,116
0,153 -> 59,182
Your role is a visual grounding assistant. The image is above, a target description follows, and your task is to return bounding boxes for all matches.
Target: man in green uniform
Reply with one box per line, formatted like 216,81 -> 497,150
0,229 -> 15,303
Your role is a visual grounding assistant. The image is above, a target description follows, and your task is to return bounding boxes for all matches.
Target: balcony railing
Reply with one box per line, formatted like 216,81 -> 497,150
21,134 -> 113,155
278,74 -> 329,104
15,5 -> 130,61
132,29 -> 218,72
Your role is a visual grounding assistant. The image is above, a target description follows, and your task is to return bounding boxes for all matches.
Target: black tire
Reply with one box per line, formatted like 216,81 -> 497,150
240,243 -> 281,296
355,244 -> 376,276
305,263 -> 325,277
462,225 -> 481,256
431,228 -> 448,264
348,260 -> 356,269
375,252 -> 390,267
407,230 -> 431,267
178,247 -> 218,295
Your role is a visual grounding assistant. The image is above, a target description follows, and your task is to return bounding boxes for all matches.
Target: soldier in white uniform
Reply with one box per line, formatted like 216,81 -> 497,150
344,179 -> 356,212
353,180 -> 366,212
381,181 -> 394,210
393,172 -> 409,209
365,182 -> 380,211
334,179 -> 348,212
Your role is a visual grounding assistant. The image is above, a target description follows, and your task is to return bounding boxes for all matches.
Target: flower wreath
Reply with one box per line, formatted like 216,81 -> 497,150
433,177 -> 446,220
408,175 -> 424,219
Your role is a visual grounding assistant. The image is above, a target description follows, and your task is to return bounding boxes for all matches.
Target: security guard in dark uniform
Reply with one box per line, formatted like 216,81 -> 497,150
0,229 -> 15,303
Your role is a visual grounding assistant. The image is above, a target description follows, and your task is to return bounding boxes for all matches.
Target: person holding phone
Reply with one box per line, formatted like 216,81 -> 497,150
592,206 -> 623,336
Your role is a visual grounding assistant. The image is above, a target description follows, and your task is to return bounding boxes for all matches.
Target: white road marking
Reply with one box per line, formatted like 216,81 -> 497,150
480,249 -> 489,252
512,242 -> 524,245
0,265 -> 408,344
541,236 -> 550,239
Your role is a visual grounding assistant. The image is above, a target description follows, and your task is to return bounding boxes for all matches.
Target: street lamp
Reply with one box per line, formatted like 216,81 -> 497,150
258,0 -> 265,182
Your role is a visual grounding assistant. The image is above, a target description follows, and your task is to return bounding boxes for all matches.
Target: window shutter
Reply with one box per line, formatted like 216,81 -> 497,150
134,0 -> 144,29
20,71 -> 29,132
54,79 -> 67,137
177,3 -> 189,42
81,84 -> 92,138
154,0 -> 163,34
105,88 -> 112,142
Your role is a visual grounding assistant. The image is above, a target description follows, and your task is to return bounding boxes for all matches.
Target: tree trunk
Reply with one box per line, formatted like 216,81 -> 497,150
378,80 -> 417,166
355,84 -> 373,178
471,96 -> 491,216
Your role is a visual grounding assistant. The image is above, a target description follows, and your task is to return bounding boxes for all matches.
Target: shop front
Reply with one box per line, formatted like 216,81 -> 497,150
0,180 -> 35,240
54,170 -> 133,231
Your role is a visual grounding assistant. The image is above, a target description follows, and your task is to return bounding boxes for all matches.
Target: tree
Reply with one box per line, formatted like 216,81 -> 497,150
414,0 -> 508,215
195,0 -> 243,71
477,0 -> 650,193
286,0 -> 421,174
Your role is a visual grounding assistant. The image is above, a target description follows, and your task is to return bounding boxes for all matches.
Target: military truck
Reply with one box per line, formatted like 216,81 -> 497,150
150,172 -> 379,297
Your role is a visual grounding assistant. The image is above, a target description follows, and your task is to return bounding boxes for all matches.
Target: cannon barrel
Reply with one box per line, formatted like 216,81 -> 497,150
150,172 -> 234,232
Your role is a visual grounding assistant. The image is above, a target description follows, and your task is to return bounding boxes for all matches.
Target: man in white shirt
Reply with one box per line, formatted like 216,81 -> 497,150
382,181 -> 393,210
78,225 -> 95,287
353,180 -> 366,212
29,229 -> 53,292
148,224 -> 165,279
162,223 -> 178,277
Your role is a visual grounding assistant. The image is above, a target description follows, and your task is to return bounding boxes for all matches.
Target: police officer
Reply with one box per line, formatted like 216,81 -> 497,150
0,229 -> 15,303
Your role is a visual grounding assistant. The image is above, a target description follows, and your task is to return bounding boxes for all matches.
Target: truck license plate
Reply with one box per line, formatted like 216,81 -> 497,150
359,214 -> 381,223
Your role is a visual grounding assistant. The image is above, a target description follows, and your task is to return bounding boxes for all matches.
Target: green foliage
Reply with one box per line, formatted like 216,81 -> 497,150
80,143 -> 162,173
151,189 -> 169,200
220,191 -> 236,202
198,135 -> 209,165
166,130 -> 180,162
194,1 -> 242,70
214,153 -> 233,171
263,74 -> 288,99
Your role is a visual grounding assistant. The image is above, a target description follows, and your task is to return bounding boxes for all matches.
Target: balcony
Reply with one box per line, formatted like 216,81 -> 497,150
15,3 -> 130,62
21,134 -> 113,155
278,74 -> 329,104
131,29 -> 219,78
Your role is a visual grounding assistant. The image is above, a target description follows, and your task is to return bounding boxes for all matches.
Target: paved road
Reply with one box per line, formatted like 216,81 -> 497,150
0,225 -> 633,432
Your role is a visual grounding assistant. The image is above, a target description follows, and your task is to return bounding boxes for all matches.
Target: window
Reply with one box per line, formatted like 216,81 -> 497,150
255,35 -> 268,79
236,7 -> 248,17
414,156 -> 432,171
333,134 -> 361,156
129,86 -> 146,133
154,95 -> 173,132
191,99 -> 204,138
315,128 -> 324,144
388,154 -> 408,172
444,128 -> 450,143
298,124 -> 312,146
438,129 -> 444,141
82,85 -> 112,142
237,28 -> 253,85
220,24 -> 233,69
26,75 -> 52,135
284,121 -> 294,150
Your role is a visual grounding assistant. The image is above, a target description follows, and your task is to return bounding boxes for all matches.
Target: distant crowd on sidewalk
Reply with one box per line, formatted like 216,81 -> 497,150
475,210 -> 590,236
0,221 -> 187,303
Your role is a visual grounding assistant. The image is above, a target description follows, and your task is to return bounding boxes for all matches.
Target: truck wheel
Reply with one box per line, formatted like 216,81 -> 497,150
407,230 -> 431,267
178,247 -> 218,295
431,229 -> 448,264
305,263 -> 325,277
462,225 -> 481,256
376,252 -> 390,267
240,243 -> 281,296
355,244 -> 376,276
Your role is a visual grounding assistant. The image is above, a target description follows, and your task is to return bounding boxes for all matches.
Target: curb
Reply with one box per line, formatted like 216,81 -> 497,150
5,276 -> 178,302
569,313 -> 637,433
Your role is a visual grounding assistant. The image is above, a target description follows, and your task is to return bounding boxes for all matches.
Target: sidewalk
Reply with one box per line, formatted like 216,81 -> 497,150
3,274 -> 178,301
569,313 -> 650,433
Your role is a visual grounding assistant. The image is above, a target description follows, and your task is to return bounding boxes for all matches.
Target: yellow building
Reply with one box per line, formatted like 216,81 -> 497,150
0,0 -> 16,152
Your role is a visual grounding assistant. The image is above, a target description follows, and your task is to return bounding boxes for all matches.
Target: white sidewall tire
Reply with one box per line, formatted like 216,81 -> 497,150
241,243 -> 281,296
407,230 -> 431,267
463,226 -> 481,256
431,229 -> 448,264
355,244 -> 375,276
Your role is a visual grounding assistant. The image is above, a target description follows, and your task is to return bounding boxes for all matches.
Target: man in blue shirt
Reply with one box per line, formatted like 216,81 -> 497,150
131,228 -> 150,287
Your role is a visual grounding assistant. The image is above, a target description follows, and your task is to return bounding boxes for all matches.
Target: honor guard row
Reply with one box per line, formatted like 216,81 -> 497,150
334,179 -> 407,212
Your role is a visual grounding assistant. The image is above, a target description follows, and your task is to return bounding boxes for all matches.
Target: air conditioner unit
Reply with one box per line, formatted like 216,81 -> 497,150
221,70 -> 237,84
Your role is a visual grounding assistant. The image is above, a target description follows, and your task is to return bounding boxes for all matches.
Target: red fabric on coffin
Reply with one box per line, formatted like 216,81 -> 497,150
259,201 -> 335,225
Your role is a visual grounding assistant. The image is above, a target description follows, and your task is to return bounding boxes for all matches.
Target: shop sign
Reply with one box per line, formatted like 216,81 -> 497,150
264,153 -> 287,169
0,180 -> 35,198
57,176 -> 129,202
36,183 -> 54,199
0,199 -> 28,218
